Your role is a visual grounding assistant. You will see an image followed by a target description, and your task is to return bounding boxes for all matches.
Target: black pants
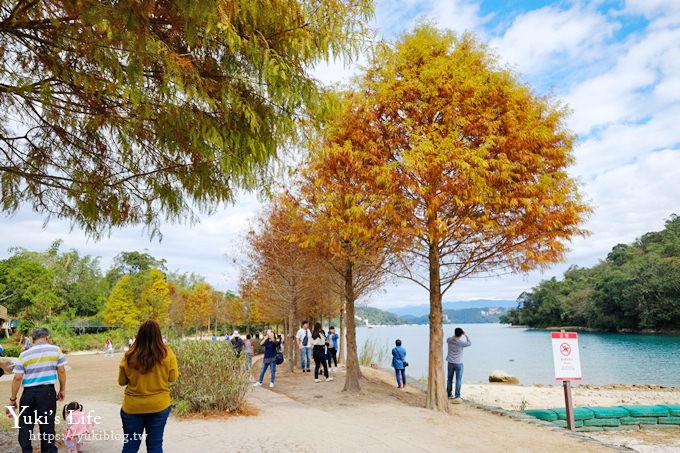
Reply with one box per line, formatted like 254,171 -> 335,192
327,347 -> 337,368
313,347 -> 328,379
19,384 -> 57,453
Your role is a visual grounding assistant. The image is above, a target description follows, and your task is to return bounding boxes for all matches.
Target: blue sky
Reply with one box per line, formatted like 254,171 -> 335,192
2,0 -> 679,309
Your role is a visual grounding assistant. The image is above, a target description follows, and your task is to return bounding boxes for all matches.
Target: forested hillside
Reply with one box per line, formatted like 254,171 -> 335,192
501,215 -> 680,331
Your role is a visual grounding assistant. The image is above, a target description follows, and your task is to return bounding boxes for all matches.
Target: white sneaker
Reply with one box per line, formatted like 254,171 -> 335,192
314,379 -> 321,383
332,367 -> 337,372
253,382 -> 261,387
326,377 -> 333,382
269,382 -> 274,388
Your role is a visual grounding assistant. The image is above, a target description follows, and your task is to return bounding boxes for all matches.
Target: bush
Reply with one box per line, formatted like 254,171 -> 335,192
1,345 -> 22,357
170,340 -> 250,415
359,338 -> 389,367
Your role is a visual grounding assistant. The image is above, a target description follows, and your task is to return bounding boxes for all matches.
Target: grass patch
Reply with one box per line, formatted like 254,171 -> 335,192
170,340 -> 250,415
359,337 -> 389,367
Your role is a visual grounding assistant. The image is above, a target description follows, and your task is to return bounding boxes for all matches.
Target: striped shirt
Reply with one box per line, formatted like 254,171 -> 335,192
14,342 -> 67,387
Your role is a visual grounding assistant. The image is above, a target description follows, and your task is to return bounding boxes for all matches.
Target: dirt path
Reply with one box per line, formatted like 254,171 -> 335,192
0,353 -> 619,452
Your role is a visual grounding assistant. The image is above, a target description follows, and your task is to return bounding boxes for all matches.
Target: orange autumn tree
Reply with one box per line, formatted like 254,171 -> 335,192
340,25 -> 590,410
289,133 -> 409,392
242,201 -> 335,371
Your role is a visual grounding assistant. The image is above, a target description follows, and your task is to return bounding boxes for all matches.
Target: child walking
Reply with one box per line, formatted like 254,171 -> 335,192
244,334 -> 254,370
63,401 -> 94,453
391,339 -> 407,389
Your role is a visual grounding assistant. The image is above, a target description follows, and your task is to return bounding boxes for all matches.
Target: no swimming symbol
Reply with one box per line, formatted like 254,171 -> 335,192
560,343 -> 572,356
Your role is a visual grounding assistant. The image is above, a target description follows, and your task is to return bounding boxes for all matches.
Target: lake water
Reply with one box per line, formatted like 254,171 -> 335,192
355,323 -> 680,386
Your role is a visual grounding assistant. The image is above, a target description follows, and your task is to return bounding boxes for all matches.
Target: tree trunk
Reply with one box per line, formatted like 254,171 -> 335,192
339,298 -> 345,364
426,242 -> 450,412
286,304 -> 296,372
343,259 -> 362,392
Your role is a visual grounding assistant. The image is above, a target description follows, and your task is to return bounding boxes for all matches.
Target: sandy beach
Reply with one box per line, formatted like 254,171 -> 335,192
0,353 -> 678,452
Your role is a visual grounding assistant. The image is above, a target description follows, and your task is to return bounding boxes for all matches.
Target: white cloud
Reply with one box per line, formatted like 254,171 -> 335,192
3,1 -> 680,311
490,6 -> 615,75
423,0 -> 486,35
566,26 -> 680,135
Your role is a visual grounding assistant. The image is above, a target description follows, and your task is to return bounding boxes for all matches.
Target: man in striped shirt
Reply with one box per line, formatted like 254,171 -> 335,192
9,328 -> 67,453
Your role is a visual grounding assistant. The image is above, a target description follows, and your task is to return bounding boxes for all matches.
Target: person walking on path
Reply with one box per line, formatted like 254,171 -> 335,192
118,319 -> 179,453
446,327 -> 471,403
244,334 -> 254,370
311,323 -> 332,383
326,326 -> 339,372
231,331 -> 244,357
254,330 -> 280,388
105,338 -> 114,356
9,327 -> 67,453
295,321 -> 312,373
391,339 -> 407,389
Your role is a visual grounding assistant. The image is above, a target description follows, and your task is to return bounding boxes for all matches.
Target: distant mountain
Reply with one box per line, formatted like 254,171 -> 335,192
355,303 -> 511,326
355,306 -> 402,326
387,299 -> 516,317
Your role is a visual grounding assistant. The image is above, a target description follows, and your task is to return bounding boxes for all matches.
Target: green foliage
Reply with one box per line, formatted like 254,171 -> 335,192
501,214 -> 680,331
359,337 -> 388,367
170,340 -> 250,415
0,241 -> 108,318
102,275 -> 141,328
139,269 -> 172,326
1,345 -> 22,357
0,0 -> 374,237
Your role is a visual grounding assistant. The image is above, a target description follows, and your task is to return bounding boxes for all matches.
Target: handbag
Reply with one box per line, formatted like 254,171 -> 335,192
275,351 -> 284,365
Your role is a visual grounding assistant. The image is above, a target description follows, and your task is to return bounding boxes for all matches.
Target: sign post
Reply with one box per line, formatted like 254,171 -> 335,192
551,331 -> 582,430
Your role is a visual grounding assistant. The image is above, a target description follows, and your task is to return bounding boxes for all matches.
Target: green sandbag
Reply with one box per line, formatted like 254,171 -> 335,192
587,406 -> 630,418
641,424 -> 679,430
552,420 -> 584,428
619,405 -> 670,417
577,426 -> 605,432
583,418 -> 621,427
661,405 -> 680,417
620,417 -> 658,425
524,409 -> 558,421
550,407 -> 595,421
604,426 -> 636,432
658,417 -> 680,425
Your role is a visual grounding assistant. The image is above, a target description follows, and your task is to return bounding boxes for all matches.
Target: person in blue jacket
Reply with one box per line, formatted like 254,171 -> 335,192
391,339 -> 407,389
326,326 -> 339,372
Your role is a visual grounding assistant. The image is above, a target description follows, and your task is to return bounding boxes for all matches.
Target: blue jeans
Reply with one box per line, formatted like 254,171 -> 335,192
299,347 -> 311,370
395,368 -> 406,387
120,406 -> 171,453
258,358 -> 276,384
447,362 -> 464,398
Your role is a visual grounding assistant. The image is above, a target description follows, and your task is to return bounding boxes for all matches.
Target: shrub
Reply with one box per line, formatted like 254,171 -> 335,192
359,337 -> 389,367
1,345 -> 22,357
170,340 -> 250,415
